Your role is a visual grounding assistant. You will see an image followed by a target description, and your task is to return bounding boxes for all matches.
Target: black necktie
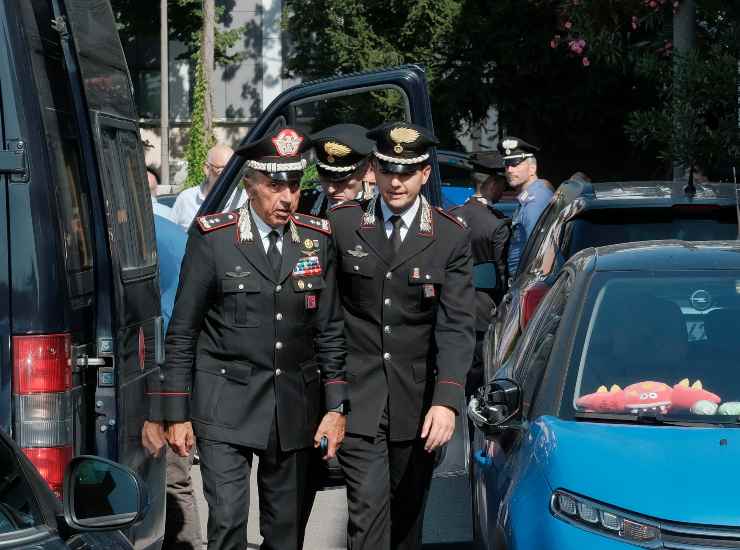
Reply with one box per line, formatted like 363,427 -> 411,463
267,230 -> 282,275
388,215 -> 403,253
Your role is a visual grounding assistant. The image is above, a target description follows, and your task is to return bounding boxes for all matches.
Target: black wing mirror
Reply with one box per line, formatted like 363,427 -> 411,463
467,378 -> 522,434
63,456 -> 148,531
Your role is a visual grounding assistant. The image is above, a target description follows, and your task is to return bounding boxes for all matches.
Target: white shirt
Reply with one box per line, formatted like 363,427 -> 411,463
379,196 -> 420,242
250,203 -> 284,254
171,183 -> 207,229
151,196 -> 173,220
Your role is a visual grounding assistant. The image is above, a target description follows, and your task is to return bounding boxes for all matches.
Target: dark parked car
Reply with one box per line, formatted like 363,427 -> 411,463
469,241 -> 740,550
1,2 -> 165,547
0,427 -> 148,548
487,179 -> 740,379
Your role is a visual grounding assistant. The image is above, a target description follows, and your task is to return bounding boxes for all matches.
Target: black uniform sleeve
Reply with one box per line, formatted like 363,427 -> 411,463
153,229 -> 217,422
315,230 -> 348,410
432,228 -> 476,412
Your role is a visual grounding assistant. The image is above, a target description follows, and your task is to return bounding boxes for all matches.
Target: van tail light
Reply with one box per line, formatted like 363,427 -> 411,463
12,334 -> 73,496
520,283 -> 550,330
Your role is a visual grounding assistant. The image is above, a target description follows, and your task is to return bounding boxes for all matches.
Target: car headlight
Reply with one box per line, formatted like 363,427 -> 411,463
551,490 -> 661,547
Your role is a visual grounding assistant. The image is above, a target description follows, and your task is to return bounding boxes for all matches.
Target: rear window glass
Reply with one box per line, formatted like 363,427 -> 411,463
21,1 -> 95,290
564,208 -> 738,258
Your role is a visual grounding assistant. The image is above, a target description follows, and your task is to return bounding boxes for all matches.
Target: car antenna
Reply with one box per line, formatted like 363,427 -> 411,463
684,162 -> 696,196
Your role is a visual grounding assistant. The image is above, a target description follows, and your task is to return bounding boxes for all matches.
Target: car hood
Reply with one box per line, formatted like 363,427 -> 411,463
533,416 -> 740,526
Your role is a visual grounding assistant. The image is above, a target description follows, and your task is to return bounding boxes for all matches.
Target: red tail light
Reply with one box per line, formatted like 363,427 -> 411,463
520,283 -> 550,330
12,334 -> 73,497
21,446 -> 73,496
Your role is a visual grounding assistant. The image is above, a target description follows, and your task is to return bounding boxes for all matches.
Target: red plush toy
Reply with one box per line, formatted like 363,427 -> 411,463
577,379 -> 721,414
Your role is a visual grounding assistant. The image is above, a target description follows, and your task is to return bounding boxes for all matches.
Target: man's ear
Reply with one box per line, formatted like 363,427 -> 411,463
203,162 -> 209,178
420,163 -> 432,186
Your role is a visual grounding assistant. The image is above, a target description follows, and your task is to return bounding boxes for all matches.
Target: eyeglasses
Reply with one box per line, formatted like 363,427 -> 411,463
206,162 -> 227,173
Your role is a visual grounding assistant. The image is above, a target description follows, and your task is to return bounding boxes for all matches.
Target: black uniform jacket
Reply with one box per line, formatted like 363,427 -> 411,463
327,195 -> 475,441
297,188 -> 329,218
449,197 -> 510,331
150,204 -> 347,452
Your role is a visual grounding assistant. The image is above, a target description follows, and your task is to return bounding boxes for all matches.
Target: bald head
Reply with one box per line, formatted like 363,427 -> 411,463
204,144 -> 234,187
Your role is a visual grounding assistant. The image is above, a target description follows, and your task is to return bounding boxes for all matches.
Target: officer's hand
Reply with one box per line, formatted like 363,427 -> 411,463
167,421 -> 194,457
421,405 -> 456,452
141,420 -> 167,458
314,412 -> 346,460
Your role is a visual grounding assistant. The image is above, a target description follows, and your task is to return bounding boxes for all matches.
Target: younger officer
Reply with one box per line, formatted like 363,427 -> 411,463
450,150 -> 510,396
329,122 -> 475,550
499,137 -> 553,277
150,127 -> 348,550
298,123 -> 375,217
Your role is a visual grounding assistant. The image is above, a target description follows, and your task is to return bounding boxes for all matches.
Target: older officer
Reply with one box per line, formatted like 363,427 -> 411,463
449,150 -> 510,396
328,122 -> 475,550
149,127 -> 348,550
500,137 -> 553,277
298,124 -> 375,217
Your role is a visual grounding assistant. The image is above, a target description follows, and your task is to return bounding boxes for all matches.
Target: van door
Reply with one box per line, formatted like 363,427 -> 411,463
50,0 -> 165,547
201,66 -> 471,544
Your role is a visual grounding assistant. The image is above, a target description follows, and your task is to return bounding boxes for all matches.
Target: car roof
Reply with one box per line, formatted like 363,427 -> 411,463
573,240 -> 740,272
559,179 -> 738,208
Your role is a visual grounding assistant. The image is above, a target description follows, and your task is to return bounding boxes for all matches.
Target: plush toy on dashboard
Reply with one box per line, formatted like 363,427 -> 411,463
577,379 -> 721,414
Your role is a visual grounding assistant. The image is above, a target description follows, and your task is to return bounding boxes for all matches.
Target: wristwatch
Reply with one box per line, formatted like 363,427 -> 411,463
328,401 -> 349,415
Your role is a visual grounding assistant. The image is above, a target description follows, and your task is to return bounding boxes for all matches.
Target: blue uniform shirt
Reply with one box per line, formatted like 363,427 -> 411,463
153,214 -> 187,331
507,179 -> 553,277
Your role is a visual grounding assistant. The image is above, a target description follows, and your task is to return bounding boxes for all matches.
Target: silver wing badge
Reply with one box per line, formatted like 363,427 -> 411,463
347,249 -> 369,258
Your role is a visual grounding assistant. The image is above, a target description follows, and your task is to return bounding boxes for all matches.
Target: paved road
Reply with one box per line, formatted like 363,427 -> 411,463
192,460 -> 348,549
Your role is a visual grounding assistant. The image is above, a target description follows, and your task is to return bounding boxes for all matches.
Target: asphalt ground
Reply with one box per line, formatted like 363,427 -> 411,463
191,461 -> 473,549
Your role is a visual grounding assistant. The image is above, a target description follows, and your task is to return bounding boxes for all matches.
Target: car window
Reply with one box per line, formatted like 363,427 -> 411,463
564,207 -> 738,259
20,1 -> 95,297
99,123 -> 157,277
0,438 -> 43,534
514,273 -> 572,413
517,201 -> 559,278
571,271 -> 740,418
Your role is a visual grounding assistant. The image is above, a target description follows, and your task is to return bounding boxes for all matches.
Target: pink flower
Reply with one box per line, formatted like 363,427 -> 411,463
564,21 -> 573,29
550,39 -> 558,48
582,57 -> 590,67
631,16 -> 638,30
649,1 -> 657,8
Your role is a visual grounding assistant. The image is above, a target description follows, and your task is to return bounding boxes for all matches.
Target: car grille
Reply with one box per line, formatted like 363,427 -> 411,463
661,520 -> 740,549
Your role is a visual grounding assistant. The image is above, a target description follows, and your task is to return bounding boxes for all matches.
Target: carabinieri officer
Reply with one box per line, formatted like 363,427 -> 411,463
149,127 -> 348,550
298,123 -> 375,217
499,137 -> 553,277
328,122 -> 475,550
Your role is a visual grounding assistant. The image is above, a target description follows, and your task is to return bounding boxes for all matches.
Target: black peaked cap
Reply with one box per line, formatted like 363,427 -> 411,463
311,124 -> 373,181
366,122 -> 439,174
235,127 -> 312,180
469,150 -> 505,175
497,136 -> 540,159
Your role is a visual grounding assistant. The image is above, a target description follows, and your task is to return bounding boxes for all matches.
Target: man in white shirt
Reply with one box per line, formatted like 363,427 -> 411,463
171,144 -> 234,229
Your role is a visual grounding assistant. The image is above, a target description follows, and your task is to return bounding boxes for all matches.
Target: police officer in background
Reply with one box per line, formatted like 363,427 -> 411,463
149,127 -> 348,550
500,137 -> 553,277
298,123 -> 375,217
449,150 -> 510,396
329,122 -> 475,550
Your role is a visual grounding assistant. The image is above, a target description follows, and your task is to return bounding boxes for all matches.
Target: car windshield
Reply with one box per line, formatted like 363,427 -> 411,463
572,272 -> 740,421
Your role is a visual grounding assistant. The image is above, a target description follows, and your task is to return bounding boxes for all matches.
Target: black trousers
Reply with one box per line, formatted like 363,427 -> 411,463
337,407 -> 436,550
197,417 -> 312,550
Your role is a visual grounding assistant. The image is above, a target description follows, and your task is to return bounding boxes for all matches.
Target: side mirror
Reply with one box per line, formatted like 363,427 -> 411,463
63,456 -> 148,531
467,378 -> 522,434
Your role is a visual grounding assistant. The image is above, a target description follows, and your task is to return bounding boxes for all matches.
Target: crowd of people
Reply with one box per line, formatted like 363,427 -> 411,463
142,122 -> 554,550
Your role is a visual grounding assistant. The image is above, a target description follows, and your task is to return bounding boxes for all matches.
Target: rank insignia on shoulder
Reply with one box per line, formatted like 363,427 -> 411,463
434,207 -> 466,229
292,213 -> 332,234
196,212 -> 238,233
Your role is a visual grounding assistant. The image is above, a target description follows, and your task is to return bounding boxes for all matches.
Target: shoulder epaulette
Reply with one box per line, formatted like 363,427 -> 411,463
291,212 -> 332,235
329,200 -> 361,212
435,207 -> 467,229
195,211 -> 238,233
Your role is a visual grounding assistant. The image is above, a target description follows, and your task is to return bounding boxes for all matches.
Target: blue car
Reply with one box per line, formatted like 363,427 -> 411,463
469,241 -> 740,549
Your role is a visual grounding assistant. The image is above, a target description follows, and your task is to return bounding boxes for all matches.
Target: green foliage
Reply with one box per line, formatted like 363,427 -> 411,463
300,164 -> 319,190
111,0 -> 245,65
184,53 -> 213,188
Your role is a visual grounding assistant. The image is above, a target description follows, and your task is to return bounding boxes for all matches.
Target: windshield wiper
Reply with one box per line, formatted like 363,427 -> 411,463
574,411 -> 740,427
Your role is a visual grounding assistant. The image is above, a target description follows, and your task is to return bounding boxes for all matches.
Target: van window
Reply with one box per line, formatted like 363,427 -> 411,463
99,124 -> 157,277
21,1 -> 94,294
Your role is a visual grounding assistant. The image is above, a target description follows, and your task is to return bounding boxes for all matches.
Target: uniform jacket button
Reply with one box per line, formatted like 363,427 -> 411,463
353,265 -> 360,271
220,368 -> 226,374
275,284 -> 282,292
384,325 -> 391,334
238,283 -> 245,290
275,342 -> 283,350
383,352 -> 391,360
385,272 -> 392,280
275,368 -> 282,376
275,313 -> 283,321
384,298 -> 391,306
